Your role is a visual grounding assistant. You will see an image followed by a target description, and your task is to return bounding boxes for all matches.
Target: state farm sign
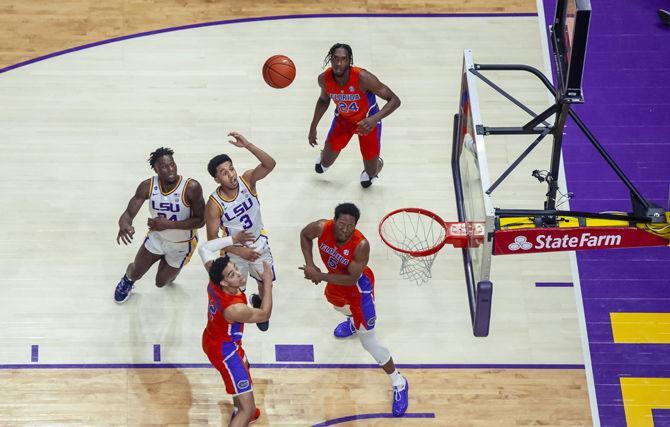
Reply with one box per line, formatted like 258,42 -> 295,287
494,227 -> 668,255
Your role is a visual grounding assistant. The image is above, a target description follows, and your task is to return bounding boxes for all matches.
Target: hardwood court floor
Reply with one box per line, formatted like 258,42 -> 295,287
0,0 -> 537,71
1,368 -> 589,426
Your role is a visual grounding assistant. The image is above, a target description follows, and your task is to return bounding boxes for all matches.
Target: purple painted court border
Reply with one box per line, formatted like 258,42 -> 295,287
0,362 -> 584,370
153,344 -> 161,362
652,409 -> 670,425
30,345 -> 38,363
312,412 -> 435,426
535,282 -> 574,287
0,12 -> 536,75
275,344 -> 314,362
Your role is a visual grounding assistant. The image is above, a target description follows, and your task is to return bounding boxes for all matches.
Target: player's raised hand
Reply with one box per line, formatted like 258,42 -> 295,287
308,127 -> 318,147
117,222 -> 135,245
232,230 -> 255,246
237,246 -> 261,261
228,132 -> 250,148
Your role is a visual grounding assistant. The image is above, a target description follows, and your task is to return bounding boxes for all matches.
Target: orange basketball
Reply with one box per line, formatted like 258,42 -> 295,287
263,55 -> 296,89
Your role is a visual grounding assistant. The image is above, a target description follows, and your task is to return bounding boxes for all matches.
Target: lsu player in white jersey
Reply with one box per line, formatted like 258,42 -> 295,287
206,132 -> 276,331
114,147 -> 205,304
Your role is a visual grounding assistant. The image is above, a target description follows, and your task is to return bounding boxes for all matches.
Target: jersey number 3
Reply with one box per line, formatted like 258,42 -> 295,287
240,214 -> 253,230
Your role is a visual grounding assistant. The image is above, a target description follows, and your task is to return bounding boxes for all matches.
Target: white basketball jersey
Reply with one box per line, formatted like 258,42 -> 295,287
209,176 -> 266,243
148,175 -> 195,242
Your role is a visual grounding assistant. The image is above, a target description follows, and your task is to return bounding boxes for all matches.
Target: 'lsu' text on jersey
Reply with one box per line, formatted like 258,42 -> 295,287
148,175 -> 196,242
209,176 -> 266,242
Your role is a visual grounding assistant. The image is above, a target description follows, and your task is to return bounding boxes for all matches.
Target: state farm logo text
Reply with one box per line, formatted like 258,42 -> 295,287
508,233 -> 623,251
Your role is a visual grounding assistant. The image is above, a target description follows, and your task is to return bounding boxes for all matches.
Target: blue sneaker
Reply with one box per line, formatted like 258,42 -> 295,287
333,319 -> 356,338
392,376 -> 409,417
114,276 -> 134,304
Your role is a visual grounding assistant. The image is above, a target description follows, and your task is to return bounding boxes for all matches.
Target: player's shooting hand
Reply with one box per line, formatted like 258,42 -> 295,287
147,217 -> 172,231
238,246 -> 261,261
232,230 -> 255,246
356,117 -> 377,135
299,264 -> 322,284
228,132 -> 250,148
308,127 -> 318,147
117,223 -> 135,245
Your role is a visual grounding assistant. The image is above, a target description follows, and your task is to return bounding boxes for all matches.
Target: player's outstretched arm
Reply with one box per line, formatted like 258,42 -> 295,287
357,70 -> 401,135
224,262 -> 274,323
117,179 -> 151,245
198,231 -> 255,271
147,179 -> 205,232
228,132 -> 276,188
308,73 -> 331,147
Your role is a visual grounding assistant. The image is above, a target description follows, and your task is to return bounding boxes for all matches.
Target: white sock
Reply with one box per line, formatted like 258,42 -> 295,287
315,153 -> 329,171
389,369 -> 405,388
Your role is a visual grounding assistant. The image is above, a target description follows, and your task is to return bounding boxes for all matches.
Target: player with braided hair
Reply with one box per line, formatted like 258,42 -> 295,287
113,147 -> 205,303
308,43 -> 401,188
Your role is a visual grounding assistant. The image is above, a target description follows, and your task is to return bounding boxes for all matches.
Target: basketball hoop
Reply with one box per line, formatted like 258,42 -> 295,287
379,208 -> 485,285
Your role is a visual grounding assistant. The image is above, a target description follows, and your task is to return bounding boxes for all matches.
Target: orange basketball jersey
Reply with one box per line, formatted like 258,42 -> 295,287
204,282 -> 247,343
324,66 -> 377,124
318,219 -> 373,279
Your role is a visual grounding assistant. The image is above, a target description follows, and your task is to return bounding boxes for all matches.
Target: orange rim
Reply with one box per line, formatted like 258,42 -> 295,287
378,207 -> 449,257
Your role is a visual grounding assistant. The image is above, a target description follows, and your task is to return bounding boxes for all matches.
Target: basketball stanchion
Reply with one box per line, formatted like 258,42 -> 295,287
378,208 -> 484,285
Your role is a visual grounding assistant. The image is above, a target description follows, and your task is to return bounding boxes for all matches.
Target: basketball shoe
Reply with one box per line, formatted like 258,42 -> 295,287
392,376 -> 409,416
231,407 -> 261,424
315,151 -> 328,174
251,294 -> 269,331
360,157 -> 384,188
660,9 -> 670,25
114,275 -> 134,304
333,318 -> 356,338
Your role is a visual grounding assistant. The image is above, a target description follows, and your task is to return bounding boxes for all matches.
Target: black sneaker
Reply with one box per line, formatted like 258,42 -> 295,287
360,157 -> 384,188
660,9 -> 670,25
251,293 -> 269,331
315,151 -> 325,174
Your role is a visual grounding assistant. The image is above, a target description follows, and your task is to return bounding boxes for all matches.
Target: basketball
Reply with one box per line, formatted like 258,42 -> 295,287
262,55 -> 296,89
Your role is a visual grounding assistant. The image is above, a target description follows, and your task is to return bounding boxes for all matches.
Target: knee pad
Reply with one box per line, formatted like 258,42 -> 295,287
357,329 -> 391,365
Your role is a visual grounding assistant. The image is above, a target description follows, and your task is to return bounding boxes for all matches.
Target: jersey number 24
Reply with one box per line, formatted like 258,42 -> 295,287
338,101 -> 359,114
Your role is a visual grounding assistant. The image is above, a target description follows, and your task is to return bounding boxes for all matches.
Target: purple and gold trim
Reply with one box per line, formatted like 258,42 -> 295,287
239,176 -> 257,197
147,176 -> 154,199
181,177 -> 192,207
159,175 -> 182,196
217,186 -> 238,203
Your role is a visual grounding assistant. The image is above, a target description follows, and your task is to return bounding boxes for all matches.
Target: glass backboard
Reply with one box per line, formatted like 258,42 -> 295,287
451,49 -> 495,336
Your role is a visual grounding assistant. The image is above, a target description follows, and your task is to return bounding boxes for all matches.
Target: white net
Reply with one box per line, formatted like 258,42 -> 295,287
379,210 -> 447,285
396,252 -> 438,286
